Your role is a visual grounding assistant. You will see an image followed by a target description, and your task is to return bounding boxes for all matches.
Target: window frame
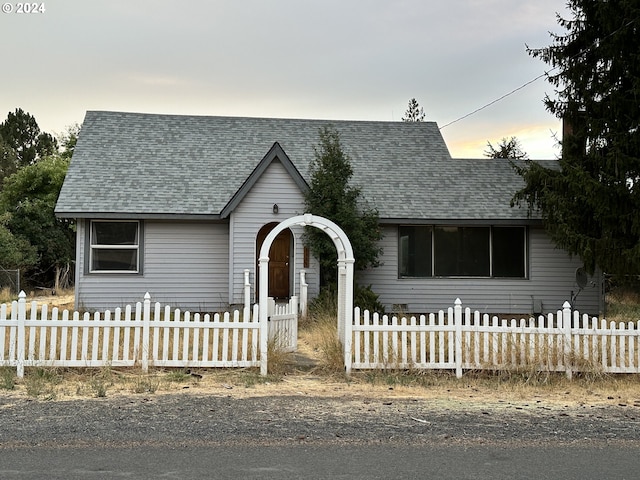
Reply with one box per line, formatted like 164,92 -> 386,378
88,220 -> 143,274
398,224 -> 527,279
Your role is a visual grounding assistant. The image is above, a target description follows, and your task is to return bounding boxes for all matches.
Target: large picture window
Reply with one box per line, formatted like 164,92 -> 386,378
398,225 -> 526,278
492,226 -> 526,277
434,226 -> 490,276
90,221 -> 140,273
399,226 -> 432,277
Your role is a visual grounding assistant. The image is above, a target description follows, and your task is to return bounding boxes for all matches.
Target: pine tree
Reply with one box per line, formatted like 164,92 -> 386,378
402,98 -> 426,122
513,0 -> 640,276
303,126 -> 382,286
485,137 -> 528,159
0,108 -> 57,167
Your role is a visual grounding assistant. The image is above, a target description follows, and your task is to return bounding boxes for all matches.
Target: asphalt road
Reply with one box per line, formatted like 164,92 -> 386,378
0,392 -> 639,479
2,443 -> 639,480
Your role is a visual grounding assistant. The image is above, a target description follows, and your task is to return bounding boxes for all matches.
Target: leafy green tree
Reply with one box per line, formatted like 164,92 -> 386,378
57,123 -> 80,159
0,213 -> 37,270
485,137 -> 528,159
401,98 -> 426,122
0,155 -> 74,289
513,0 -> 640,277
0,108 -> 57,167
0,138 -> 19,186
304,126 -> 383,286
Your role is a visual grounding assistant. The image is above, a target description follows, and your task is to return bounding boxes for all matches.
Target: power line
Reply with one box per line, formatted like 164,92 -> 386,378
439,14 -> 640,131
438,70 -> 554,130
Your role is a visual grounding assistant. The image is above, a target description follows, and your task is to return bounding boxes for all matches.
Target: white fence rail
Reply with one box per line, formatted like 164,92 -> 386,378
346,299 -> 640,377
1,292 -> 261,378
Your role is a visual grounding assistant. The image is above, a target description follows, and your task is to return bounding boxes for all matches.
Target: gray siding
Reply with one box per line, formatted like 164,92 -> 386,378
76,220 -> 229,311
229,159 -> 320,305
357,225 -> 603,315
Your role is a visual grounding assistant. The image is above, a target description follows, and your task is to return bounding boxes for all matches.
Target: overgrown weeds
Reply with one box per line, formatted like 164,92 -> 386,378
266,335 -> 294,376
360,368 -> 455,389
0,287 -> 14,304
130,373 -> 161,394
300,312 -> 343,374
0,366 -> 15,390
606,287 -> 640,323
24,367 -> 62,399
74,366 -> 115,397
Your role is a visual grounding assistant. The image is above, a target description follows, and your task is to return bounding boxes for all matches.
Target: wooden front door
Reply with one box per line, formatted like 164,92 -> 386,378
257,224 -> 291,299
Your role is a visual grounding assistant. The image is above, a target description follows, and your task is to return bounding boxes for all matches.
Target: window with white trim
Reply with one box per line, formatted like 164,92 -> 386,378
399,225 -> 527,278
90,220 -> 140,273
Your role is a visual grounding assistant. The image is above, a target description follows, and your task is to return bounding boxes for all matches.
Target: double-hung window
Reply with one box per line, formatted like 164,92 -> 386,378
89,220 -> 141,273
399,225 -> 526,278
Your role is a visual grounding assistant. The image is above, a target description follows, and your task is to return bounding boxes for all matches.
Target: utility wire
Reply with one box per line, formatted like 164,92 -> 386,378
439,15 -> 640,131
439,70 -> 554,130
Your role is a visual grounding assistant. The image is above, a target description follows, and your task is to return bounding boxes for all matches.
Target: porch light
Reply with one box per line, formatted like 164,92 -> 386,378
272,204 -> 279,214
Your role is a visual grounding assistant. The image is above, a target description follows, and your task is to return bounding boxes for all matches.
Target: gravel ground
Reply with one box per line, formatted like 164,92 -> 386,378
1,389 -> 638,449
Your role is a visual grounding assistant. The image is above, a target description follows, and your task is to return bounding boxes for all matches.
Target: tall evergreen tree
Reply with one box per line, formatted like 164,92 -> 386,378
0,108 -> 57,167
513,0 -> 640,277
401,98 -> 426,122
485,137 -> 528,159
303,126 -> 382,286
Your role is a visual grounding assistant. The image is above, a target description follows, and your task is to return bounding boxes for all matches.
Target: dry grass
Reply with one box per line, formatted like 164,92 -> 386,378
299,310 -> 344,375
607,287 -> 640,323
0,287 -> 13,304
266,335 -> 294,376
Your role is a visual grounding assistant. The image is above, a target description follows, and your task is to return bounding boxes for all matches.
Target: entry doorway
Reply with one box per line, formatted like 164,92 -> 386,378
256,223 -> 292,299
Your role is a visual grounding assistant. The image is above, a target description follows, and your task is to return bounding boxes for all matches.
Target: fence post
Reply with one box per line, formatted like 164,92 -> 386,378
16,291 -> 26,378
344,305 -> 353,375
454,298 -> 463,378
244,269 -> 251,311
141,292 -> 151,373
562,301 -> 573,380
299,270 -> 308,318
259,256 -> 269,376
290,296 -> 298,351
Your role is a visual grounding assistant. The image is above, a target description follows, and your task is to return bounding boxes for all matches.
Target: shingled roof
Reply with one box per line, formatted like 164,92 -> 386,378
55,110 -> 546,222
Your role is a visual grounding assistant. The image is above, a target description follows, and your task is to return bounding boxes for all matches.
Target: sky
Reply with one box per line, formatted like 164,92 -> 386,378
1,0 -> 569,159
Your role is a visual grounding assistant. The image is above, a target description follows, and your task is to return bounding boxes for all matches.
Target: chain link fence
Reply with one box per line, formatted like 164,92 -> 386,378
0,268 -> 20,294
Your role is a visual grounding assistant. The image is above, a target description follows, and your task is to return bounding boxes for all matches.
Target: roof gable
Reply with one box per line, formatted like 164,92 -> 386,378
220,142 -> 307,218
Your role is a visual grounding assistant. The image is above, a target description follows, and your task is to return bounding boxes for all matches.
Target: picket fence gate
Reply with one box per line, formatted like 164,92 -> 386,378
346,298 -> 640,378
267,296 -> 298,353
0,292 -> 300,378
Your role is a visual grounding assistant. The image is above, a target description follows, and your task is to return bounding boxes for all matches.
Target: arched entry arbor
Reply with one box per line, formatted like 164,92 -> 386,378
258,213 -> 354,375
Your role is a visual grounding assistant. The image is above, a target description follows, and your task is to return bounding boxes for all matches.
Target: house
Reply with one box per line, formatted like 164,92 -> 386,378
55,110 -> 604,314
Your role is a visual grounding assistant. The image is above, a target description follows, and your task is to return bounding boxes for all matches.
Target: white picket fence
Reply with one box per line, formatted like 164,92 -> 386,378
3,292 -> 640,379
0,292 -> 298,378
346,299 -> 640,378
